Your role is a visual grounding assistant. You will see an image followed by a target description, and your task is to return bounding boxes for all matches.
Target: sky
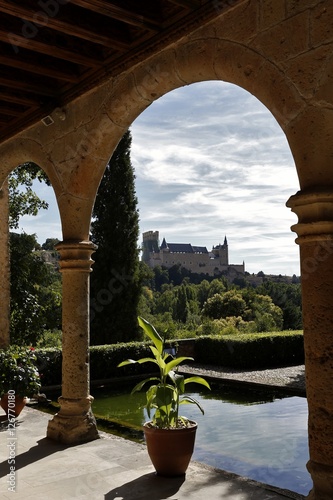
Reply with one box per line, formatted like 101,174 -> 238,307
19,81 -> 301,276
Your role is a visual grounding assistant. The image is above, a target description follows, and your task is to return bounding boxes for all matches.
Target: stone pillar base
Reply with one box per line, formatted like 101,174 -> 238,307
306,460 -> 333,499
47,396 -> 99,445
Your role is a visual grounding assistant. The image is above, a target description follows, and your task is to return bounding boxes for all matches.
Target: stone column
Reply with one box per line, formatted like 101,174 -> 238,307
0,178 -> 10,348
47,240 -> 99,444
287,189 -> 333,500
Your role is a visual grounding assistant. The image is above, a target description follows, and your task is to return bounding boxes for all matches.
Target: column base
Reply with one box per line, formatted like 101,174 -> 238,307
47,396 -> 100,445
306,460 -> 333,499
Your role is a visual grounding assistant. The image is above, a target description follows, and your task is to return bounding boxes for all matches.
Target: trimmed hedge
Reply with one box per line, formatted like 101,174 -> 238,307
194,332 -> 304,369
36,342 -> 157,388
35,332 -> 304,387
35,348 -> 62,387
89,342 -> 155,380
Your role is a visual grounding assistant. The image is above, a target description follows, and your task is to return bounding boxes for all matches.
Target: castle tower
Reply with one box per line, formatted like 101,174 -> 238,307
219,235 -> 229,266
142,231 -> 160,263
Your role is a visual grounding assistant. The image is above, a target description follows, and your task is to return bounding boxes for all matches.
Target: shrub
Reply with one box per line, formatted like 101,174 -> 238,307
0,346 -> 41,397
90,342 -> 154,380
35,348 -> 62,387
37,329 -> 62,348
194,332 -> 304,369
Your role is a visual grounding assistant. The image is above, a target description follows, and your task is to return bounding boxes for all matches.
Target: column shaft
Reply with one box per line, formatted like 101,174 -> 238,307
287,190 -> 333,499
0,179 -> 10,348
47,240 -> 99,444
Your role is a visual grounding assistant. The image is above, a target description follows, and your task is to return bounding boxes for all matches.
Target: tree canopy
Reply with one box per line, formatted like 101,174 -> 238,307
8,163 -> 61,346
90,130 -> 141,344
138,265 -> 301,338
8,163 -> 49,230
10,232 -> 61,345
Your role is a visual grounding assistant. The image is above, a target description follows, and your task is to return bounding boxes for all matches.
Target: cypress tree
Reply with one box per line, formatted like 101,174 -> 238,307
90,130 -> 141,344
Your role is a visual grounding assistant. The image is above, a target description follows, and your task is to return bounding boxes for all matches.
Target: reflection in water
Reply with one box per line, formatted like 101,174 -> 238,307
92,384 -> 310,495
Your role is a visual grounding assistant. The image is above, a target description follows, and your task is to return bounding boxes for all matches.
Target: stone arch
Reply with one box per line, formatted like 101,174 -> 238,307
0,138 -> 61,193
0,37 -> 304,241
0,132 -> 104,242
94,39 -> 303,197
107,41 -> 290,128
60,38 -> 298,242
91,36 -> 332,196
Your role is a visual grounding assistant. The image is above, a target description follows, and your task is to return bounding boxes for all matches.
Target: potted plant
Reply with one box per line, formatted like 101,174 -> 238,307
0,346 -> 41,417
118,316 -> 210,476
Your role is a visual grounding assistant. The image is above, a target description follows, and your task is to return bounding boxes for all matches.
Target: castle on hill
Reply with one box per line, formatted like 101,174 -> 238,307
142,231 -> 245,277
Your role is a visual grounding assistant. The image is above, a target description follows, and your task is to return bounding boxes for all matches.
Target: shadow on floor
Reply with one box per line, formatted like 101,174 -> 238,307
0,436 -> 67,478
104,468 -> 305,500
105,472 -> 185,500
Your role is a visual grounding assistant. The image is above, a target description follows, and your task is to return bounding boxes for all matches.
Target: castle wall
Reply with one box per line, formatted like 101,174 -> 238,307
142,231 -> 244,276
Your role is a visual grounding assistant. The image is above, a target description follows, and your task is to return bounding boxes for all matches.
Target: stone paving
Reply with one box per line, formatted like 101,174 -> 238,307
179,364 -> 306,395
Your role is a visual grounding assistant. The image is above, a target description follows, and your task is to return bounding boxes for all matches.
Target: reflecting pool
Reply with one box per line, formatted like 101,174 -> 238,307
92,384 -> 311,495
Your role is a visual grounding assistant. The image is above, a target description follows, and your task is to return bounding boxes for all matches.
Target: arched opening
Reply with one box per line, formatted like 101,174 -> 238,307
1,162 -> 62,348
131,80 -> 300,277
123,80 -> 306,492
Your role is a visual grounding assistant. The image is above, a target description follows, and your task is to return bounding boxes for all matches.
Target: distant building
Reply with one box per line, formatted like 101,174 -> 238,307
142,231 -> 245,277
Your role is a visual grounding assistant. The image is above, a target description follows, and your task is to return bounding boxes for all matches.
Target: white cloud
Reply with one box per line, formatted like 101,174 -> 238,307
18,80 -> 300,275
132,80 -> 300,275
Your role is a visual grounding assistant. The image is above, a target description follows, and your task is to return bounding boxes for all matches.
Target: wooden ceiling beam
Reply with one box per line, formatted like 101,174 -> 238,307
0,104 -> 28,117
168,0 -> 201,7
0,89 -> 43,107
0,0 -> 213,143
0,115 -> 16,125
0,0 -> 132,51
0,30 -> 104,68
0,43 -> 80,83
0,71 -> 58,98
69,0 -> 162,31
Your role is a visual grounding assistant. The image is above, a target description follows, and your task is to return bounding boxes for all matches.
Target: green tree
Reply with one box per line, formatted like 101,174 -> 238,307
207,278 -> 227,298
202,293 -> 225,319
251,294 -> 283,332
138,286 -> 155,319
257,281 -> 302,330
8,163 -> 62,346
10,232 -> 61,345
90,130 -> 141,344
42,238 -> 60,250
9,163 -> 49,229
155,288 -> 176,316
153,266 -> 170,291
173,284 -> 190,323
202,290 -> 247,320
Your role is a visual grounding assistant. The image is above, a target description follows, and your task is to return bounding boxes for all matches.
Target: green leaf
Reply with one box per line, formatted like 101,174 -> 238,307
118,356 -> 158,368
117,359 -> 137,367
169,371 -> 185,393
180,395 -> 205,415
165,356 -> 193,375
146,384 -> 158,418
130,377 -> 160,394
184,376 -> 211,390
149,346 -> 165,370
138,316 -> 163,354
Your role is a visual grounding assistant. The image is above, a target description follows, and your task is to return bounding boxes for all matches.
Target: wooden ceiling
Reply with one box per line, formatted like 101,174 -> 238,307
0,0 -> 220,144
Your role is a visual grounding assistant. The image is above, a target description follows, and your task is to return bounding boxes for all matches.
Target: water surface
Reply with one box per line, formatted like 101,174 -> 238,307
92,384 -> 310,495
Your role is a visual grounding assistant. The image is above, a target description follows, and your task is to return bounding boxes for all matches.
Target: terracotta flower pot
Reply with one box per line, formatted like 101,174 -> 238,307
0,393 -> 28,418
143,420 -> 198,477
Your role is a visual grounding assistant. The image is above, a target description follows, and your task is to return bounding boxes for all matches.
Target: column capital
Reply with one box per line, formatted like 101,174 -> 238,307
55,239 -> 97,272
287,189 -> 333,244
